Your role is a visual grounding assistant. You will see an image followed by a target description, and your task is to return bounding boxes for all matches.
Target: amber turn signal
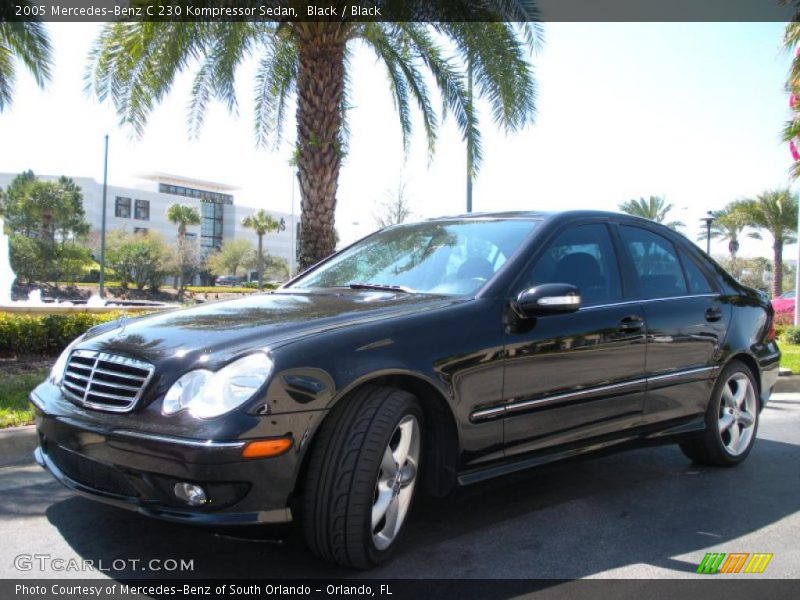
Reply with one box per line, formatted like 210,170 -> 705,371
242,437 -> 293,459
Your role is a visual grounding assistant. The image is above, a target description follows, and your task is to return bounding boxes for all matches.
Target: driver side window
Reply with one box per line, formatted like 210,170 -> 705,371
524,223 -> 622,306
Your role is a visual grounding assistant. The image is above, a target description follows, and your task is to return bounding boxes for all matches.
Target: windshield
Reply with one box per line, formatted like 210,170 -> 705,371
288,218 -> 539,296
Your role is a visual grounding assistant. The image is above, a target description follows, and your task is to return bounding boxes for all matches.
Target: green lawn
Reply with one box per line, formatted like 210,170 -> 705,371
0,368 -> 48,428
780,342 -> 800,374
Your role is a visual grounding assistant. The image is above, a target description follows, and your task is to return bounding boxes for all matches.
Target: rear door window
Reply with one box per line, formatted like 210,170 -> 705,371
619,226 -> 688,299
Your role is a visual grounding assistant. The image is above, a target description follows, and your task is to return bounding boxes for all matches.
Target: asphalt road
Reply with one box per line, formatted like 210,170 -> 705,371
1,395 -> 798,580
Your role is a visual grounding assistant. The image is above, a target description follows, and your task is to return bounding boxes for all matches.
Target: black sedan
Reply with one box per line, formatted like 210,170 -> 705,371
30,210 -> 780,569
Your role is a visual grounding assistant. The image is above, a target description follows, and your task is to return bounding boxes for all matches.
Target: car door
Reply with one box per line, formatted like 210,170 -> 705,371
615,224 -> 730,424
501,222 -> 647,458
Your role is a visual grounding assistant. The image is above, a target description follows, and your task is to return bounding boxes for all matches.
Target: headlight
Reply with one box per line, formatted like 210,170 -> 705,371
49,335 -> 86,386
163,353 -> 273,419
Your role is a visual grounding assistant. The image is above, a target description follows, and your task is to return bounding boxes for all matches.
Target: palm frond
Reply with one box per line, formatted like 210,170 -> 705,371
254,32 -> 298,149
0,18 -> 52,112
360,23 -> 439,158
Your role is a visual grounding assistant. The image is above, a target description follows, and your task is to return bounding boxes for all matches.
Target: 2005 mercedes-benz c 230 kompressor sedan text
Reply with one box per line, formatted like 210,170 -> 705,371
31,210 -> 780,568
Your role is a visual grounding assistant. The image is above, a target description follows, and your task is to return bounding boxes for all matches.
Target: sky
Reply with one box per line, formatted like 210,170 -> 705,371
0,21 -> 795,257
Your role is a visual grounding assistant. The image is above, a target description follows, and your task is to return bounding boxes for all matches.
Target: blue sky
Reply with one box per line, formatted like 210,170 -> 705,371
0,21 -> 794,255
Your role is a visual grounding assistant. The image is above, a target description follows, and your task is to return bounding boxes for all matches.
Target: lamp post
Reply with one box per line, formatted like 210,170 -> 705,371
289,170 -> 297,279
795,200 -> 800,325
466,55 -> 473,214
700,211 -> 715,255
98,134 -> 109,298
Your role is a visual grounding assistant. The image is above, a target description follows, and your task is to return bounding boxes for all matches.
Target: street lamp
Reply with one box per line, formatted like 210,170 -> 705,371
700,211 -> 715,255
98,134 -> 109,298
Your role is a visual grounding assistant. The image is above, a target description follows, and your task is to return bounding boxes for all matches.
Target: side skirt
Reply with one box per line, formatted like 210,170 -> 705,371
456,415 -> 706,486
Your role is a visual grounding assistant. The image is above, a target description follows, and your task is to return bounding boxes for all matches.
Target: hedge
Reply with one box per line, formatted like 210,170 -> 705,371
0,312 -> 125,357
784,325 -> 800,346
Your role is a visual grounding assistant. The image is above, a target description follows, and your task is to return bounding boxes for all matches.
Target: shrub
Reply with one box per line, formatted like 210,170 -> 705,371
105,230 -> 171,290
0,311 -> 125,357
783,325 -> 800,345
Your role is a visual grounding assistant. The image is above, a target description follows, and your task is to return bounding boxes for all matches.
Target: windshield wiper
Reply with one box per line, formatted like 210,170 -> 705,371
348,282 -> 416,293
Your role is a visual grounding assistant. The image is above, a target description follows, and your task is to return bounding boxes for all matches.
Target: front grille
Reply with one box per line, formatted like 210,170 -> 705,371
47,444 -> 139,497
61,349 -> 154,412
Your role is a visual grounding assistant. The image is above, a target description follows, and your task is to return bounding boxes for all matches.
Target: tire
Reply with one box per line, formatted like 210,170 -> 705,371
680,360 -> 760,467
300,385 -> 423,569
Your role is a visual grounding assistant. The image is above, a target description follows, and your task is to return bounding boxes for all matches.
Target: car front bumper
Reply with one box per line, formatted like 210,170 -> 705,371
30,385 -> 326,526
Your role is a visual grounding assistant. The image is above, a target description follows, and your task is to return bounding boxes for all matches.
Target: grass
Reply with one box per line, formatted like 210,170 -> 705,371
0,368 -> 48,428
779,342 -> 800,374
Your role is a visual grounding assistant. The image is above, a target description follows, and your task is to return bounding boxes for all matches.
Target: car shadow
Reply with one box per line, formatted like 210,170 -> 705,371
42,434 -> 798,580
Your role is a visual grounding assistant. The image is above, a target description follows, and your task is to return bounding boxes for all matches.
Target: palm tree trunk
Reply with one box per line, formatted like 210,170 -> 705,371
257,234 -> 264,290
295,28 -> 346,270
773,239 -> 783,298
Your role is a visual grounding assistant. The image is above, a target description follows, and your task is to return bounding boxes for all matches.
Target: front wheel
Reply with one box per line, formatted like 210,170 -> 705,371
300,385 -> 423,569
680,360 -> 760,467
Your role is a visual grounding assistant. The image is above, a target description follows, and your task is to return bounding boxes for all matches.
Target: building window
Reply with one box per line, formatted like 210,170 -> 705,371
134,199 -> 150,220
201,201 -> 224,250
159,183 -> 233,205
134,227 -> 148,235
115,197 -> 131,218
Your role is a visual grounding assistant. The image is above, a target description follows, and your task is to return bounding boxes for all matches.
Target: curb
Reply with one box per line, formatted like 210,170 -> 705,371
774,374 -> 800,394
0,425 -> 37,467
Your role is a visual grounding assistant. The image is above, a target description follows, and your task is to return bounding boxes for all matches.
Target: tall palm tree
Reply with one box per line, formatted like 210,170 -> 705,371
166,203 -> 200,294
737,189 -> 799,298
87,11 -> 541,269
166,203 -> 201,239
618,196 -> 685,230
696,202 -> 749,267
0,10 -> 52,112
242,209 -> 280,289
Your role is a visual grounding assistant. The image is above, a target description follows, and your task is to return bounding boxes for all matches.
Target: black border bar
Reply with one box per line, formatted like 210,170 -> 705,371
1,0 -> 797,23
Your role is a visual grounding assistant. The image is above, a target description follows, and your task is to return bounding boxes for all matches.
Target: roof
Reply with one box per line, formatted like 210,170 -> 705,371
137,172 -> 239,192
426,209 -> 625,221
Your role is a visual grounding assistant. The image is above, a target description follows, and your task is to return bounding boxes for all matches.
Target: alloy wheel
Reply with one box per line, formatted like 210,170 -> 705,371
718,372 -> 757,456
371,415 -> 420,551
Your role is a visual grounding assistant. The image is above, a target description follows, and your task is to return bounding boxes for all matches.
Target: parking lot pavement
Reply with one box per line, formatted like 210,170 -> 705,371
1,395 -> 798,580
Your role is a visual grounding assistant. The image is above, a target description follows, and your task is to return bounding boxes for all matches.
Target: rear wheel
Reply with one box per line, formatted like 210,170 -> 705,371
301,385 -> 422,569
680,360 -> 760,467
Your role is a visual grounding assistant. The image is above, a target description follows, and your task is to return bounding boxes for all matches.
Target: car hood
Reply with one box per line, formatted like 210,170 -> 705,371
79,290 -> 464,369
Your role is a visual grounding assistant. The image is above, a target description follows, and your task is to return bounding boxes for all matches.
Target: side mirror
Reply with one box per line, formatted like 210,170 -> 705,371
514,283 -> 581,318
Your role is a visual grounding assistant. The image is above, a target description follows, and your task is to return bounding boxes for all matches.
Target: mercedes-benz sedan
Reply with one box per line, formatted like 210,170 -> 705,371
31,210 -> 780,568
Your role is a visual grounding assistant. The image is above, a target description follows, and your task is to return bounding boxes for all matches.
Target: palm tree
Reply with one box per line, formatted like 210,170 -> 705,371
166,203 -> 201,239
696,203 -> 749,268
87,13 -> 541,268
618,196 -> 685,229
737,189 -> 799,298
0,11 -> 52,112
166,204 -> 200,295
242,209 -> 280,289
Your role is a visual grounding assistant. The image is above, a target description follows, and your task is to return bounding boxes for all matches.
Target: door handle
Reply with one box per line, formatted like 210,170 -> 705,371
705,307 -> 723,322
618,315 -> 645,333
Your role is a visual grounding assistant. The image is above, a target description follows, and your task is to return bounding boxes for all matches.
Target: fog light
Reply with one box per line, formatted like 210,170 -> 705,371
173,482 -> 207,506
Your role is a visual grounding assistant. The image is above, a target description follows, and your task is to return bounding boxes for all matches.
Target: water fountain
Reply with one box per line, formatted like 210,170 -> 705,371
0,216 -> 14,306
0,215 -> 173,315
